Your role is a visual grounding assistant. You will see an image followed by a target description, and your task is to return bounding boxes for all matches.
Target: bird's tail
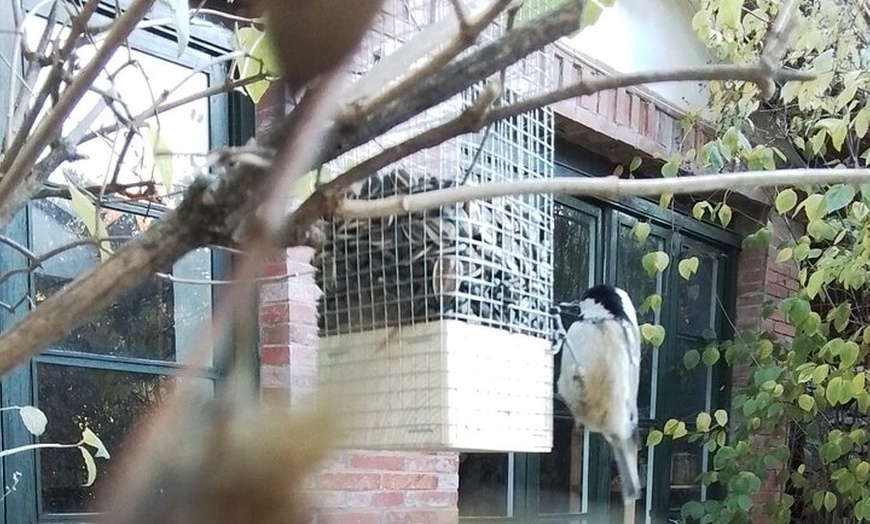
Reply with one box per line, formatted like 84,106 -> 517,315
613,437 -> 641,505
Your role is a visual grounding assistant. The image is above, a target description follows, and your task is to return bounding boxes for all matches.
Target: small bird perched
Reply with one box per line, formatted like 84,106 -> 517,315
555,284 -> 642,505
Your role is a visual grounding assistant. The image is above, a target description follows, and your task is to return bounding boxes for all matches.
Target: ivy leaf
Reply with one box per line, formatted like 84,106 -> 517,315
855,104 -> 870,138
639,294 -> 662,314
839,341 -> 860,370
824,491 -> 837,512
629,156 -> 642,172
775,189 -> 798,214
641,251 -> 670,277
717,0 -> 744,29
143,124 -> 174,197
714,409 -> 728,427
160,0 -> 190,56
702,347 -> 721,367
67,182 -> 112,262
79,446 -> 97,487
683,349 -> 701,370
661,160 -> 679,178
81,427 -> 111,459
581,0 -> 615,27
852,373 -> 866,397
18,406 -> 47,436
798,394 -> 815,412
692,201 -> 710,220
233,27 -> 282,103
717,203 -> 733,228
640,323 -> 666,348
825,184 -> 856,214
678,257 -> 700,280
647,429 -> 663,447
631,221 -> 651,245
696,412 -> 712,432
775,247 -> 793,263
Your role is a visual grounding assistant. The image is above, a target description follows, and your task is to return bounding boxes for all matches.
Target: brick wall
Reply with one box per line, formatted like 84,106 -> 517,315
255,83 -> 460,524
732,214 -> 801,521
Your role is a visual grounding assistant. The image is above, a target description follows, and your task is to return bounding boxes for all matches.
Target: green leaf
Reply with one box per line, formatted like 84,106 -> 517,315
718,203 -> 733,228
775,247 -> 793,263
81,428 -> 111,459
672,421 -> 688,439
639,294 -> 662,314
683,349 -> 701,370
629,156 -> 642,172
632,221 -> 651,245
840,341 -> 861,370
714,409 -> 728,427
692,201 -> 710,220
717,0 -> 744,29
775,189 -> 798,214
696,412 -> 711,432
233,27 -> 282,103
853,373 -> 866,397
641,251 -> 670,276
160,0 -> 190,56
702,347 -> 720,367
661,160 -> 679,178
855,104 -> 870,138
824,491 -> 837,512
640,323 -> 666,348
827,377 -> 844,406
813,364 -> 830,385
659,192 -> 673,209
798,394 -> 815,412
67,183 -> 111,262
678,257 -> 700,280
825,184 -> 857,214
143,124 -> 174,197
581,0 -> 615,26
18,406 -> 47,436
664,418 -> 679,435
798,194 -> 826,222
647,429 -> 663,447
806,269 -> 827,299
79,446 -> 97,487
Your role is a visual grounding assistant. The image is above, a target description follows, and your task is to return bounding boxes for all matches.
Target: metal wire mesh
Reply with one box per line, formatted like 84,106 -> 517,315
316,0 -> 555,341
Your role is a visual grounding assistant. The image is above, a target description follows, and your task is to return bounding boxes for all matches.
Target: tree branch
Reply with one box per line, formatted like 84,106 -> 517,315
337,169 -> 870,218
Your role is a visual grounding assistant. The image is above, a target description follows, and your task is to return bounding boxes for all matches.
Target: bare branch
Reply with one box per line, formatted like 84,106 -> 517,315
337,169 -> 870,219
0,0 -> 157,230
155,268 -> 316,286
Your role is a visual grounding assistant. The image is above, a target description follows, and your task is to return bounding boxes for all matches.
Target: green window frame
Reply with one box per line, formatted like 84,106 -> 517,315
458,143 -> 739,524
0,3 -> 254,522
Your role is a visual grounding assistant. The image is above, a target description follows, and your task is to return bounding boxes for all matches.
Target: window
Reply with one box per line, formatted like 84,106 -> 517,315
0,3 -> 253,522
458,146 -> 738,524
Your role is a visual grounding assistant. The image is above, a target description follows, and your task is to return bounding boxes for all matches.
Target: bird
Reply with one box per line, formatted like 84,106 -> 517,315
555,284 -> 642,505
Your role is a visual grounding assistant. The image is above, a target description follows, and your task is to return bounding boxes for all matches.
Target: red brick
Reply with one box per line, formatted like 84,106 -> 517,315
349,454 -> 407,471
320,511 -> 382,524
346,491 -> 405,508
405,455 -> 458,474
404,491 -> 458,508
384,509 -> 456,524
261,324 -> 290,345
382,473 -> 438,490
262,262 -> 289,278
320,473 -> 381,491
312,490 -> 348,509
261,345 -> 291,365
261,303 -> 291,325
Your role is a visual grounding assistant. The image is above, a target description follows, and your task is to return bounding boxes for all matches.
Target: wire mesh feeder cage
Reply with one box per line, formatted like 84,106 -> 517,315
315,0 -> 556,453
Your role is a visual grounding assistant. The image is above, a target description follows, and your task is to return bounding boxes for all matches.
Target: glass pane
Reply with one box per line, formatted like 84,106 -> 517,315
538,412 -> 584,514
458,453 -> 510,517
36,363 -> 214,514
615,221 -> 664,421
24,17 -> 210,205
553,202 -> 595,303
605,428 -> 651,524
31,198 -> 213,363
671,338 -> 710,420
667,441 -> 703,520
676,248 -> 719,336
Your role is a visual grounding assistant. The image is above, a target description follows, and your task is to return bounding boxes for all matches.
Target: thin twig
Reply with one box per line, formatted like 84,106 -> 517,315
0,0 -> 158,230
155,269 -> 316,286
337,169 -> 870,219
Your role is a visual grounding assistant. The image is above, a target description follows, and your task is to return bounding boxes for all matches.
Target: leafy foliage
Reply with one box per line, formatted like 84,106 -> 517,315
637,1 -> 870,522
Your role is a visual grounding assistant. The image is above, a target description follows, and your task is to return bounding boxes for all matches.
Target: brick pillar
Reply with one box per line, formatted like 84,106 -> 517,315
253,81 -> 461,524
732,214 -> 801,521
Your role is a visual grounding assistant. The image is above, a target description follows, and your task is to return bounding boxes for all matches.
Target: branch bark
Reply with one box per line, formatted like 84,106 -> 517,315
337,169 -> 870,218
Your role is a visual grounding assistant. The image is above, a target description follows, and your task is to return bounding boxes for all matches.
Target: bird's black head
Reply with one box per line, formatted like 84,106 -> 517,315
579,284 -> 631,323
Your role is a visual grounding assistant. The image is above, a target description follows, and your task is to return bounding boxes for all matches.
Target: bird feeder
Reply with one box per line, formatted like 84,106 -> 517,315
315,0 -> 555,453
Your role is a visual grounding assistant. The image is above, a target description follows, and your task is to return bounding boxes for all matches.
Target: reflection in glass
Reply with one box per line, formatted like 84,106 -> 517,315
676,249 -> 719,336
30,198 -> 213,363
667,441 -> 703,519
37,364 -> 213,514
671,338 -> 710,420
458,453 -> 510,517
553,203 -> 594,303
539,411 -> 583,514
615,222 -> 663,421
